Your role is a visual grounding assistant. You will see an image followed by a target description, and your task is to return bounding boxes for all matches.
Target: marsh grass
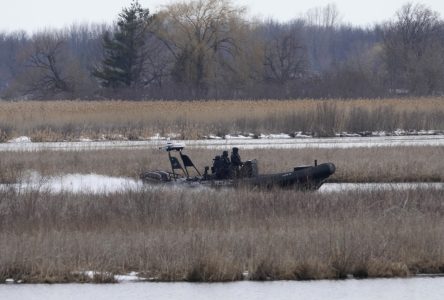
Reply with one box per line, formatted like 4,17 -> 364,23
0,188 -> 443,283
0,98 -> 443,141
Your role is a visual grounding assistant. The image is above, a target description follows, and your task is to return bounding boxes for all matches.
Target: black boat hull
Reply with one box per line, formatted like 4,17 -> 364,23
141,163 -> 335,191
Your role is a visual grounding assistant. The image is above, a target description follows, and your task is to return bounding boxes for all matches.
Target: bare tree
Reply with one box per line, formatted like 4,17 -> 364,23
23,32 -> 73,98
263,21 -> 308,85
383,3 -> 444,95
305,3 -> 341,29
0,31 -> 29,96
304,4 -> 342,73
14,30 -> 93,100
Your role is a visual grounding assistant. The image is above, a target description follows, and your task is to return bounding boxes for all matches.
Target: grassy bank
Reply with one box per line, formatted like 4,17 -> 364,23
0,146 -> 443,183
0,187 -> 443,283
0,98 -> 443,141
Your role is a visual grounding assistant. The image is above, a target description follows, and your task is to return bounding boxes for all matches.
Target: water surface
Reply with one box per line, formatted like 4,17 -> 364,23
1,135 -> 443,152
1,173 -> 443,194
2,277 -> 444,300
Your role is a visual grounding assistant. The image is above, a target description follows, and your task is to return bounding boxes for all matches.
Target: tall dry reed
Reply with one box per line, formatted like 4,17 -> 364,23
0,98 -> 443,141
0,187 -> 443,283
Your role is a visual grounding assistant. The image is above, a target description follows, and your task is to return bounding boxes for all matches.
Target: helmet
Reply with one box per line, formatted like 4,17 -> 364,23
222,151 -> 229,157
232,147 -> 239,152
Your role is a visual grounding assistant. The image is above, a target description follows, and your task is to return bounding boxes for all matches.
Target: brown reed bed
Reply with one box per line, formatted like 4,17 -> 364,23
0,98 -> 443,141
0,146 -> 442,183
0,187 -> 443,283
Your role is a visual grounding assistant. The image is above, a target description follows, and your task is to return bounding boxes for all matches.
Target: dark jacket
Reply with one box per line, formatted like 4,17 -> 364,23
231,153 -> 242,167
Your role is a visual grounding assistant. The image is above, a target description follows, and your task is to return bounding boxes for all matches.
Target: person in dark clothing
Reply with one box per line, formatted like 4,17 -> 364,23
230,147 -> 243,178
212,155 -> 223,178
231,147 -> 242,167
220,151 -> 231,179
221,151 -> 230,165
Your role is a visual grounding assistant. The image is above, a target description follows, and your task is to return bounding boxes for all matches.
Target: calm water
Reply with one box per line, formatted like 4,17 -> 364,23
1,277 -> 444,300
1,135 -> 443,152
1,173 -> 442,195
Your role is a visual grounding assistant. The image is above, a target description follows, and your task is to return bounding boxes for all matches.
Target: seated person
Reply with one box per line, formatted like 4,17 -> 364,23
219,151 -> 231,179
230,147 -> 242,167
230,147 -> 243,178
212,155 -> 222,176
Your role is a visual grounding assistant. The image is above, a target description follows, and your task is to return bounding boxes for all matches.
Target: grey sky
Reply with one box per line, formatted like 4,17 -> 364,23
1,0 -> 444,33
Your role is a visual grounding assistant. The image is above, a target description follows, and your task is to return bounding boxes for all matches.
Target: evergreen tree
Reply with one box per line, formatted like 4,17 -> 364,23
93,1 -> 152,88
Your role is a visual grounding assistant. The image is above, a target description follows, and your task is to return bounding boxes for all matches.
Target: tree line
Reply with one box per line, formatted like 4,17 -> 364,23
1,0 -> 444,100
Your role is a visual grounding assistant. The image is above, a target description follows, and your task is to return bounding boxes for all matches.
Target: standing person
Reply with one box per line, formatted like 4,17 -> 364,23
230,147 -> 243,177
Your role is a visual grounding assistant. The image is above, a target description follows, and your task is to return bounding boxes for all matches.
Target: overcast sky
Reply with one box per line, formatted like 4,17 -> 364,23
1,0 -> 444,33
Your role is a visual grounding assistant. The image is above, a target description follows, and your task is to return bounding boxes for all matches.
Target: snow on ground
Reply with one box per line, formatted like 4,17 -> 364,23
78,137 -> 93,142
7,136 -> 31,143
114,272 -> 145,283
206,135 -> 223,139
149,133 -> 167,140
260,133 -> 292,139
80,271 -> 143,283
295,132 -> 312,138
224,134 -> 254,139
1,135 -> 443,152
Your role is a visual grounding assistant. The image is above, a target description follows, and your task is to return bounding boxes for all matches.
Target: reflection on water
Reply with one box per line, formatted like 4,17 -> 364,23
1,277 -> 444,300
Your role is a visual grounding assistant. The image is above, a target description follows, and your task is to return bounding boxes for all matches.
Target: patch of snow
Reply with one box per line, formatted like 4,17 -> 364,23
394,129 -> 407,136
242,271 -> 249,279
167,133 -> 181,139
108,134 -> 127,140
78,137 -> 93,142
336,132 -> 362,138
7,136 -> 31,143
79,271 -> 143,283
418,130 -> 437,135
5,278 -> 14,284
207,135 -> 223,140
82,271 -> 95,279
149,133 -> 167,140
294,132 -> 312,138
261,133 -> 292,139
372,131 -> 387,137
115,272 -> 143,283
224,134 -> 253,139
